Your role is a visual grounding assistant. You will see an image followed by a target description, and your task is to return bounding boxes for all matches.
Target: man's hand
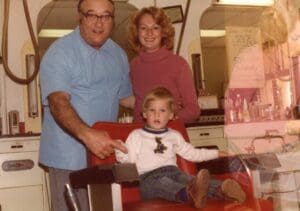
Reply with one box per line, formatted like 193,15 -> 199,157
119,95 -> 135,109
219,150 -> 229,157
82,128 -> 128,159
48,92 -> 128,159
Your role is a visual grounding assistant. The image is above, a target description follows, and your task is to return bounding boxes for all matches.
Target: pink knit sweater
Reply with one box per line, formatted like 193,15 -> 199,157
130,47 -> 200,123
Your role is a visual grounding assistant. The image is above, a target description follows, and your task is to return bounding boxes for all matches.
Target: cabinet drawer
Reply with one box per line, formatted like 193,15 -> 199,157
0,139 -> 39,153
187,127 -> 224,140
0,151 -> 43,188
190,138 -> 227,151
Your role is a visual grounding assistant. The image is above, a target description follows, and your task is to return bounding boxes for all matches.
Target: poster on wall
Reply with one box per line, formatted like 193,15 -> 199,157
225,26 -> 265,88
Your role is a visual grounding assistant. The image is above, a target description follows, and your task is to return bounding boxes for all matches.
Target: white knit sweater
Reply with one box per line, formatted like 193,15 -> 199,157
115,128 -> 219,175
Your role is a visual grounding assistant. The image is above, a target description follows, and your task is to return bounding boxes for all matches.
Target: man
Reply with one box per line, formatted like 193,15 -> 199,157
39,0 -> 133,210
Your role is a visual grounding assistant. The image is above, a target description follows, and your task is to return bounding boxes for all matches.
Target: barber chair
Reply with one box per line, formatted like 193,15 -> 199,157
71,119 -> 273,211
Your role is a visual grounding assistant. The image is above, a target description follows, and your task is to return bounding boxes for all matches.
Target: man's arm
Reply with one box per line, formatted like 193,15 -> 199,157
119,95 -> 135,109
48,91 -> 127,159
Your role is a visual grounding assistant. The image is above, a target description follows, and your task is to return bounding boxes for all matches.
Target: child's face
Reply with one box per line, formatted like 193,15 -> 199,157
143,99 -> 174,130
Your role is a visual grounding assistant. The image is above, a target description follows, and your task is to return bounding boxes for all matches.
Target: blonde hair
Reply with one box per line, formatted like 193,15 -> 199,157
142,87 -> 176,113
275,0 -> 299,32
128,6 -> 175,52
260,7 -> 288,48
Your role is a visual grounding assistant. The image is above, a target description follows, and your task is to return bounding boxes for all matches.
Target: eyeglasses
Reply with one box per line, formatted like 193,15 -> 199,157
80,10 -> 114,23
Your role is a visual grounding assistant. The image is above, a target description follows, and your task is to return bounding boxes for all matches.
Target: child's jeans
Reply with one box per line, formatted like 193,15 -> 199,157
140,165 -> 192,201
139,165 -> 224,202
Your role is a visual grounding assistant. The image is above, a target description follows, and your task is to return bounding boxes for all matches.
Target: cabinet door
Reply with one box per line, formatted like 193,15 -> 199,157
0,185 -> 46,211
187,126 -> 227,151
0,152 -> 43,188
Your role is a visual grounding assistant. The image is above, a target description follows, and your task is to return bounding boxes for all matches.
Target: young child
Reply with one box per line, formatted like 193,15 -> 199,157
115,87 -> 246,208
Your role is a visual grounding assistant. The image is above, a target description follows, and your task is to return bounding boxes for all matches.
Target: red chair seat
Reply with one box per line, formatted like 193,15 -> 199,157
88,120 -> 273,211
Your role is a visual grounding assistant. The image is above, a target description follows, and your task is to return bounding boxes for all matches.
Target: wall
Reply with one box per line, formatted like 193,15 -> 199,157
0,0 -> 212,135
202,46 -> 228,98
0,0 -> 50,134
0,0 -> 4,134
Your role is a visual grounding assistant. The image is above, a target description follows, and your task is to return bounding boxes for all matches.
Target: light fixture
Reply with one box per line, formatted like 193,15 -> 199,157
38,29 -> 73,38
214,0 -> 274,6
200,29 -> 226,37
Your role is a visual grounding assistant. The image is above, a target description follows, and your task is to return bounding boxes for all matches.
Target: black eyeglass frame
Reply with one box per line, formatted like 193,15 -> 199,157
79,10 -> 114,23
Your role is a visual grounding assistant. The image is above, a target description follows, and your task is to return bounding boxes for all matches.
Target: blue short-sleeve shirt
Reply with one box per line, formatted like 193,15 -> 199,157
39,27 -> 132,170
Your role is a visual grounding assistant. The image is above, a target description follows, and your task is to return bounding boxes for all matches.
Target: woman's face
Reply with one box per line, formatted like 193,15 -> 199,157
137,14 -> 162,53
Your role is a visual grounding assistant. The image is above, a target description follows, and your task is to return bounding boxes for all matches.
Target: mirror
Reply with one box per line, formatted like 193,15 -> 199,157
200,6 -> 265,100
37,1 -> 137,60
200,5 -> 298,123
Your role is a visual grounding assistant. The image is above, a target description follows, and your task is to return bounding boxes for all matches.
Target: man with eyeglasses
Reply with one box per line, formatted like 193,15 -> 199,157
39,0 -> 133,210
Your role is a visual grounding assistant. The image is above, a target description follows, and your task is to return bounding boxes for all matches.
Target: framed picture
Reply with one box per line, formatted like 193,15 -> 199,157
163,5 -> 184,24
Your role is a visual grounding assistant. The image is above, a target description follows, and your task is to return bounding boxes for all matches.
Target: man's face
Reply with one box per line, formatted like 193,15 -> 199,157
79,0 -> 114,49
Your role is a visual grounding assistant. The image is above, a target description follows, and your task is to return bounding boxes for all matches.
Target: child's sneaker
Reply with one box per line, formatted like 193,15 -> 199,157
221,179 -> 246,203
187,169 -> 210,208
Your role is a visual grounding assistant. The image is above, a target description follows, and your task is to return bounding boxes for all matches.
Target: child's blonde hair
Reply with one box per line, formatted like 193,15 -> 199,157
142,87 -> 176,113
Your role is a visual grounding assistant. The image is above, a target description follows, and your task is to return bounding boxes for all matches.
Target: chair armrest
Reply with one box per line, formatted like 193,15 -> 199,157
197,156 -> 246,174
70,163 -> 139,188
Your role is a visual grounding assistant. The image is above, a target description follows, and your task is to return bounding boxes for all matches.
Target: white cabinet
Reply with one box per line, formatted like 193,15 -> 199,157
0,136 -> 49,211
0,186 -> 46,211
187,125 -> 227,151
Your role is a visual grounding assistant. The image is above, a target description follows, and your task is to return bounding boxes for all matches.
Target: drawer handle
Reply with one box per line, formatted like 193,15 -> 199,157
200,133 -> 210,136
2,159 -> 34,171
11,144 -> 23,149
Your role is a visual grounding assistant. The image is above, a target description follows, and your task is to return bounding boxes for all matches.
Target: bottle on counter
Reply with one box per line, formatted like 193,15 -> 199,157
226,97 -> 236,123
242,98 -> 251,122
235,94 -> 243,122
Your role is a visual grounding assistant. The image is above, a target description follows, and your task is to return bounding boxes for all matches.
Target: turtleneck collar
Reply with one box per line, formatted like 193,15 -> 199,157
143,126 -> 168,134
139,46 -> 172,63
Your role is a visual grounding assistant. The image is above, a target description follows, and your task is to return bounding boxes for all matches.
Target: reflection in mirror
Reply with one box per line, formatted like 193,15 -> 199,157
200,6 -> 265,100
200,5 -> 298,124
37,1 -> 137,60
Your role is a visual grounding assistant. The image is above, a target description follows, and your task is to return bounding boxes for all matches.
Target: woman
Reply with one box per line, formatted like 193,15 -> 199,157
128,6 -> 200,123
